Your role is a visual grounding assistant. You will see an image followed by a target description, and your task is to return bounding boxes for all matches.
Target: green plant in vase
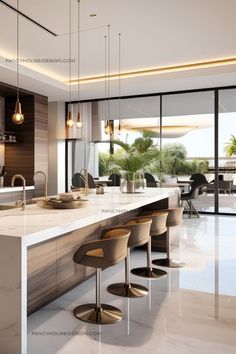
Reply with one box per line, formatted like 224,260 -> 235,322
109,137 -> 160,193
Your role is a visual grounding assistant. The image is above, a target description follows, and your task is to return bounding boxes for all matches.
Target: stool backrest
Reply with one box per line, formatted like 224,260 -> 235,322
125,217 -> 152,247
166,208 -> 184,227
102,229 -> 131,264
74,229 -> 130,268
142,211 -> 168,236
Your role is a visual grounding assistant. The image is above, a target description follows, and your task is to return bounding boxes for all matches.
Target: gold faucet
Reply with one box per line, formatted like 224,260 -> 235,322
11,174 -> 26,210
80,168 -> 89,195
33,171 -> 48,201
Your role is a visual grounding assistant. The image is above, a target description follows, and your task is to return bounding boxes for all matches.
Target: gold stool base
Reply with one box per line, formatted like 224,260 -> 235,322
152,258 -> 185,268
131,267 -> 167,279
107,282 -> 148,298
73,303 -> 123,324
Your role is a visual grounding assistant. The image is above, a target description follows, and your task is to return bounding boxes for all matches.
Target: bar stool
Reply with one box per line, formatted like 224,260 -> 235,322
152,207 -> 185,268
131,211 -> 168,279
102,217 -> 152,298
73,228 -> 130,324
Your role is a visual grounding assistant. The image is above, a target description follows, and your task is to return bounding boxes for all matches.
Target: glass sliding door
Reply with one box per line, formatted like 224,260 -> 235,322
218,89 -> 236,213
65,86 -> 236,214
162,91 -> 215,212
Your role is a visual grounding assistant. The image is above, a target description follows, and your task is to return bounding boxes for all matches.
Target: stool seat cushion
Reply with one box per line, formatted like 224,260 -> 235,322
103,229 -> 129,239
86,248 -> 104,257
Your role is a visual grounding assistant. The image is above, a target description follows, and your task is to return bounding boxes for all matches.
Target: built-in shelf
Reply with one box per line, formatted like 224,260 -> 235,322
0,131 -> 17,143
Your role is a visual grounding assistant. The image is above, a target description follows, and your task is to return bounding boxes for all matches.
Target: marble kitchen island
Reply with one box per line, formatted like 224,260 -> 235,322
0,187 -> 179,354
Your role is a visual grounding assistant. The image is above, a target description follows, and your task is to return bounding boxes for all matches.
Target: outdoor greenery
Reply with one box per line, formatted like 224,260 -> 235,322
109,137 -> 160,181
160,143 -> 208,177
224,134 -> 236,156
99,141 -> 208,179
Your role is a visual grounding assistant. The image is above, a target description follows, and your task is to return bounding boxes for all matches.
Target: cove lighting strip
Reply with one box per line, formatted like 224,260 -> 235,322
68,57 -> 236,85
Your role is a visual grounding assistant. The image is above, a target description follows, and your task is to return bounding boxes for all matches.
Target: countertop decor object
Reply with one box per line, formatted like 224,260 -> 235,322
37,197 -> 89,209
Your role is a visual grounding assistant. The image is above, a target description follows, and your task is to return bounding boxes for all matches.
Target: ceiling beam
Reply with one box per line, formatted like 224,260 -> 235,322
0,0 -> 57,36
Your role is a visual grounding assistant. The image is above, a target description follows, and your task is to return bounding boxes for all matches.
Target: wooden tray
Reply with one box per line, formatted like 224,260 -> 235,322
37,198 -> 89,209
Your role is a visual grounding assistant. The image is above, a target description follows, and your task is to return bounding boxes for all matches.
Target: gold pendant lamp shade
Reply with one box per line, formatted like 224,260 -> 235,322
66,109 -> 74,127
12,0 -> 24,125
12,100 -> 24,125
104,120 -> 111,134
76,112 -> 83,128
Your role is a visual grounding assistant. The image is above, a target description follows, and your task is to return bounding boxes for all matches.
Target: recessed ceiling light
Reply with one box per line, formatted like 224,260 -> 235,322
89,13 -> 97,17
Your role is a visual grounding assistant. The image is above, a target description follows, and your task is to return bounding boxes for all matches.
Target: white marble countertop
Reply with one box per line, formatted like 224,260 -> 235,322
0,186 -> 34,193
0,187 -> 179,247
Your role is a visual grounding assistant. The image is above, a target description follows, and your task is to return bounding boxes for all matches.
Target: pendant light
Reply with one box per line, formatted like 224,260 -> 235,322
12,0 -> 24,125
66,0 -> 74,128
76,0 -> 83,128
104,33 -> 109,134
118,32 -> 121,134
104,25 -> 112,135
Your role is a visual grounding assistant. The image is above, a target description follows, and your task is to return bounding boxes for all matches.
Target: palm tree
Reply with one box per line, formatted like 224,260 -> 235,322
224,135 -> 236,156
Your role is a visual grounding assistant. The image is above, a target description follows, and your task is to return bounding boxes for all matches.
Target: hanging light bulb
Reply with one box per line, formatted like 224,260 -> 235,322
104,120 -> 111,134
76,0 -> 83,129
12,100 -> 24,125
66,106 -> 74,127
76,113 -> 83,128
66,0 -> 74,128
12,0 -> 24,125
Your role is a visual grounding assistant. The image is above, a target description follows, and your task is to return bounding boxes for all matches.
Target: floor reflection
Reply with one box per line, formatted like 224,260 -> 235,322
28,215 -> 236,354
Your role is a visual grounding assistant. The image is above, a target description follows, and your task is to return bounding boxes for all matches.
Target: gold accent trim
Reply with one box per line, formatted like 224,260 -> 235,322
67,57 -> 236,85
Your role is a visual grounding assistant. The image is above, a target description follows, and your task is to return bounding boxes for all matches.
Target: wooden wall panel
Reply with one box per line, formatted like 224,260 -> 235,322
27,239 -> 57,314
4,94 -> 48,198
5,96 -> 34,186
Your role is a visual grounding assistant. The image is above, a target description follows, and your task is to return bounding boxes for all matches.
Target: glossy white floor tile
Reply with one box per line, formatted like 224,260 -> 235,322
28,215 -> 236,354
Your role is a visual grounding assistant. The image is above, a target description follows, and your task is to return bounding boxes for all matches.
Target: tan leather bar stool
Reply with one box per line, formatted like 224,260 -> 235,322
73,228 -> 130,324
152,207 -> 185,268
102,217 -> 152,298
131,211 -> 168,279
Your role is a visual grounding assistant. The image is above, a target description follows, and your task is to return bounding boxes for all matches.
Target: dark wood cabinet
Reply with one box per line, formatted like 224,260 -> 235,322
4,94 -> 48,196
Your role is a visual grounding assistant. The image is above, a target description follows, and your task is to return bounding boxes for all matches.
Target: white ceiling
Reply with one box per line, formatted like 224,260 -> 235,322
1,0 -> 236,101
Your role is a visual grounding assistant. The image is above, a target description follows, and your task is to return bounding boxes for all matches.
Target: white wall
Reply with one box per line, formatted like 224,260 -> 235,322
48,102 -> 66,195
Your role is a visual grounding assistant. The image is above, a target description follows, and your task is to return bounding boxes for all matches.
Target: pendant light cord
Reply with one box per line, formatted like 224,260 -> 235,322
118,32 -> 121,131
69,0 -> 72,106
107,24 -> 110,125
77,0 -> 80,115
104,35 -> 107,124
17,0 -> 19,102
